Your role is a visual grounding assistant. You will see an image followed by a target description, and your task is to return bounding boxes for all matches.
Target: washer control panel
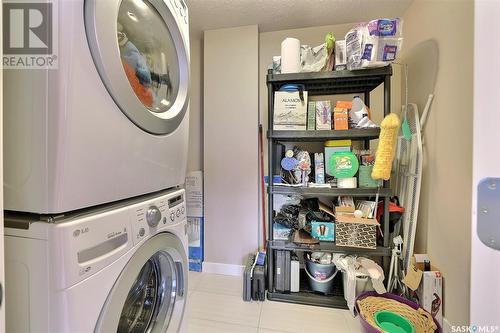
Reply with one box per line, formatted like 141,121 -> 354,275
132,189 -> 186,244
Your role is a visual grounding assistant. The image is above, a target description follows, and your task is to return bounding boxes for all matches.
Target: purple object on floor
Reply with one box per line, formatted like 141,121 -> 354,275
355,291 -> 442,333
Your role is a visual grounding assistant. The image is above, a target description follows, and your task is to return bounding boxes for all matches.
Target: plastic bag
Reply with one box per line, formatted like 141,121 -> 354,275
346,18 -> 403,70
300,44 -> 328,72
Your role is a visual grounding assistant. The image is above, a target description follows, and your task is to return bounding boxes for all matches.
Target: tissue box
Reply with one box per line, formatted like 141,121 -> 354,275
311,221 -> 335,241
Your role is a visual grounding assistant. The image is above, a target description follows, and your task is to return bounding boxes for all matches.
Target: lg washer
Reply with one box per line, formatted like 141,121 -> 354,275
5,188 -> 189,332
4,0 -> 190,214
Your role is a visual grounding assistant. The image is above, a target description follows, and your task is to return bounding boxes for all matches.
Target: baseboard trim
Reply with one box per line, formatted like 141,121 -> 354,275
202,262 -> 244,276
443,318 -> 451,333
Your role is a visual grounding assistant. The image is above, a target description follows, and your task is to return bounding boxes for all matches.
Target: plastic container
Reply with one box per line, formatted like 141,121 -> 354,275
305,266 -> 338,294
324,140 -> 351,176
350,96 -> 372,126
305,257 -> 338,294
355,291 -> 442,333
359,165 -> 378,188
342,271 -> 374,297
375,311 -> 415,333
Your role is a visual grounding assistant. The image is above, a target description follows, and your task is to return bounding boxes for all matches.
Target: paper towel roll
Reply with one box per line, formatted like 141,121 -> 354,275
281,38 -> 301,73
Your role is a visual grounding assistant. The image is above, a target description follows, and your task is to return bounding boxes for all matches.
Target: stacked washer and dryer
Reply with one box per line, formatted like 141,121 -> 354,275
4,0 -> 191,332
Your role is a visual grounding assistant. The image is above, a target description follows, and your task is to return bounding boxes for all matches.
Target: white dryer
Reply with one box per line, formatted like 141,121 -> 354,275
4,0 -> 190,214
5,188 -> 189,333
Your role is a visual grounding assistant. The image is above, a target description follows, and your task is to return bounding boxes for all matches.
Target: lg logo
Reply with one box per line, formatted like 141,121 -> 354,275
3,2 -> 53,54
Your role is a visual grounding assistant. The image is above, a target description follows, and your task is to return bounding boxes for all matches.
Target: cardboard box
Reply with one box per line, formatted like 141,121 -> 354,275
273,91 -> 308,130
335,101 -> 352,109
335,215 -> 379,249
187,217 -> 204,271
418,270 -> 443,327
403,254 -> 443,327
186,171 -> 204,272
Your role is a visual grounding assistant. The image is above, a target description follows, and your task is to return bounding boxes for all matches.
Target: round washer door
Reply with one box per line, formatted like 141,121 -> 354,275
95,233 -> 187,333
85,0 -> 189,135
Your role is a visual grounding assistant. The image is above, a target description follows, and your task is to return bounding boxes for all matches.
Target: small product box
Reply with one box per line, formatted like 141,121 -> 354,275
334,40 -> 347,71
316,100 -> 332,130
311,221 -> 335,241
335,101 -> 352,130
314,153 -> 325,184
333,108 -> 349,130
307,101 -> 316,130
418,270 -> 443,327
403,254 -> 443,326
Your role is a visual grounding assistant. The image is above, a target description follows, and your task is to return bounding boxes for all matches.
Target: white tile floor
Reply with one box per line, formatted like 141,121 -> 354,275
186,271 -> 363,333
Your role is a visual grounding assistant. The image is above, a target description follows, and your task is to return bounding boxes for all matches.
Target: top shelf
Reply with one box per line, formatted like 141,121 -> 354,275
267,66 -> 392,96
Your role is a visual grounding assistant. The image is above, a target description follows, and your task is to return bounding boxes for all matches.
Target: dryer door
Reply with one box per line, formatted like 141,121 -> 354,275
95,233 -> 187,333
85,0 -> 189,135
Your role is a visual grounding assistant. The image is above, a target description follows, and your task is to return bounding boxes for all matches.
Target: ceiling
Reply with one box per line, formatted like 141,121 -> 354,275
186,0 -> 413,38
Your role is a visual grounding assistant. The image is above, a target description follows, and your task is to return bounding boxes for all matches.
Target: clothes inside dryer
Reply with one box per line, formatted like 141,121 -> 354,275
118,250 -> 178,332
117,0 -> 180,113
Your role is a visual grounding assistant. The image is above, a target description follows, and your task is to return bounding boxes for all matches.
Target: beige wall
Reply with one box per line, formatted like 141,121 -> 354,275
203,26 -> 259,266
402,0 -> 473,326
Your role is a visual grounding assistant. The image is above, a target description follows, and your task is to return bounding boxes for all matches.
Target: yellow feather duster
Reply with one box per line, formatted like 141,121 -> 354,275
372,113 -> 400,180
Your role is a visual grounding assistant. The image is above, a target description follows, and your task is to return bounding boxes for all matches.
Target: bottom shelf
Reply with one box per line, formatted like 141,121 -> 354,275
267,269 -> 348,309
267,291 -> 348,309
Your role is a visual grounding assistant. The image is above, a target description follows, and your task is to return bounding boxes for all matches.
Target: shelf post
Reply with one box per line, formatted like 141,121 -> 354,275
384,75 -> 391,117
364,90 -> 371,149
382,73 -> 392,275
267,72 -> 275,293
383,74 -> 391,190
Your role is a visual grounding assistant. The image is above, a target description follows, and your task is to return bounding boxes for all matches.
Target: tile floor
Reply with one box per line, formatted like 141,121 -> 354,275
186,271 -> 363,333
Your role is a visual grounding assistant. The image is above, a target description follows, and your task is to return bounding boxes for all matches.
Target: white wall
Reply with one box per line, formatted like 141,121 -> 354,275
402,0 -> 473,326
203,26 -> 259,268
187,36 -> 203,172
471,0 -> 500,327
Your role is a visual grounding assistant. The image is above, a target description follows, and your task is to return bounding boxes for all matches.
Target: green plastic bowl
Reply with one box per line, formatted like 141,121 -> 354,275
374,311 -> 415,333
